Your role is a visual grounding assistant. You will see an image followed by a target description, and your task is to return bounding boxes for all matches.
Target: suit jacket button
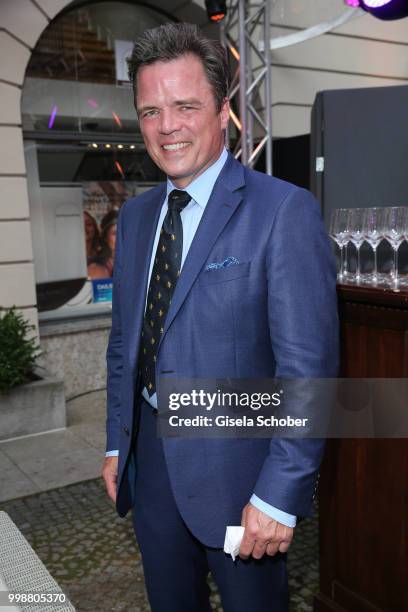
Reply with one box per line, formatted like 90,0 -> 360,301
123,426 -> 130,435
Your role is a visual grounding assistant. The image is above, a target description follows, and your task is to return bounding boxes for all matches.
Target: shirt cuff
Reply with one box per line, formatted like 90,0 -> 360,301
250,494 -> 297,528
105,450 -> 119,457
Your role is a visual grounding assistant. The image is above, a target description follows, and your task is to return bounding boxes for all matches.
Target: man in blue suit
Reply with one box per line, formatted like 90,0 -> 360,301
102,22 -> 338,612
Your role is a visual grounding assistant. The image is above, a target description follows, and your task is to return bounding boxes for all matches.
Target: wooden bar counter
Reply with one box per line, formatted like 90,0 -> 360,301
314,284 -> 408,612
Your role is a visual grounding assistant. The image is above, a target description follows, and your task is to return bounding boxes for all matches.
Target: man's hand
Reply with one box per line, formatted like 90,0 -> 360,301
102,456 -> 118,503
239,502 -> 294,560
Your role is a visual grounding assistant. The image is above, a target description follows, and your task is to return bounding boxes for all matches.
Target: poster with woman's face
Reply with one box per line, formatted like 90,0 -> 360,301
82,181 -> 136,281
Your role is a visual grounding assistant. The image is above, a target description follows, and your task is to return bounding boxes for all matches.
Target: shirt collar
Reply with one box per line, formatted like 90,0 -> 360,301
166,148 -> 228,209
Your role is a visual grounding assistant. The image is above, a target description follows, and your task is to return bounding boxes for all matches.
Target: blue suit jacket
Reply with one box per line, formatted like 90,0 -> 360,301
106,153 -> 339,547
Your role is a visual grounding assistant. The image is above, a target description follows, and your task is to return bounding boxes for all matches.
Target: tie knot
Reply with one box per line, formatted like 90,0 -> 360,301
168,190 -> 191,213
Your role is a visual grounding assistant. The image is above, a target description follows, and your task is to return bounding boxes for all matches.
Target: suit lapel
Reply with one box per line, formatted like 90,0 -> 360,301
126,184 -> 166,368
159,154 -> 245,347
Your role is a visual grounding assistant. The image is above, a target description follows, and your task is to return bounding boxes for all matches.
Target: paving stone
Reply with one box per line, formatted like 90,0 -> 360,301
0,479 -> 319,611
0,450 -> 39,501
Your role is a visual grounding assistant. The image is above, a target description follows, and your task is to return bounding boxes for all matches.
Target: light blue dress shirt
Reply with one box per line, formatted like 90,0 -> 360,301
106,147 -> 296,529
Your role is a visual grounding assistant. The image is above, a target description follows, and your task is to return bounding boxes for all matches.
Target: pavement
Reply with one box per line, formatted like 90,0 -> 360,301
0,390 -> 319,611
0,391 -> 106,503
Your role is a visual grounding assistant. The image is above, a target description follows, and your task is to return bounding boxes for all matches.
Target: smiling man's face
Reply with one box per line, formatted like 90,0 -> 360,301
136,54 -> 229,188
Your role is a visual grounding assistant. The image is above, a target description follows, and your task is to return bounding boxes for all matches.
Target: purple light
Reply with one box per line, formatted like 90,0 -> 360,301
362,0 -> 393,7
358,0 -> 408,19
48,105 -> 57,129
345,0 -> 360,6
87,98 -> 99,109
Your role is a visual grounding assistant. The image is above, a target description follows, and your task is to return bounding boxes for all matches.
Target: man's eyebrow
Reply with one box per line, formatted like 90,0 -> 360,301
174,98 -> 203,106
137,105 -> 158,114
137,99 -> 203,114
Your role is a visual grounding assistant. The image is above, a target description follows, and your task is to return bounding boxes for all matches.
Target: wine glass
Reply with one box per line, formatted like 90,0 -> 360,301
362,207 -> 385,284
329,208 -> 350,280
383,207 -> 407,289
348,208 -> 366,283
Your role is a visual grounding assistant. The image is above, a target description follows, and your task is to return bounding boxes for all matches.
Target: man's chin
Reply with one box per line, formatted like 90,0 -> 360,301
161,163 -> 196,185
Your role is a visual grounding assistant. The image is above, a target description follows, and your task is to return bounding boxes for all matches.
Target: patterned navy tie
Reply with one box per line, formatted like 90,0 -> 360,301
139,189 -> 191,395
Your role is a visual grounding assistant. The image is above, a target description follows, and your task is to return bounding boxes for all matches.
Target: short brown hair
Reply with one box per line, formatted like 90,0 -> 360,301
127,22 -> 230,113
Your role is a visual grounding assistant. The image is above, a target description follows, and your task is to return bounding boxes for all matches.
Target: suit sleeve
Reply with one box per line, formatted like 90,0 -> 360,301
252,187 -> 339,518
105,205 -> 125,453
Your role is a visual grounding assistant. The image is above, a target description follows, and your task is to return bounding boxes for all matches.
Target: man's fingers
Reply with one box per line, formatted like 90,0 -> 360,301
251,540 -> 268,560
106,478 -> 117,503
278,540 -> 291,554
266,541 -> 280,556
239,531 -> 256,559
241,536 -> 290,559
104,473 -> 117,502
242,535 -> 289,559
239,503 -> 294,560
102,457 -> 118,503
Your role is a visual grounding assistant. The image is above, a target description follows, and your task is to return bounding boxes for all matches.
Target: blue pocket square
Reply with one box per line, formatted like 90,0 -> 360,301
205,256 -> 240,271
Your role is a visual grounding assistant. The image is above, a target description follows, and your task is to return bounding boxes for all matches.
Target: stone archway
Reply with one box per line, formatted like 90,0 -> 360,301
0,0 -> 209,337
0,0 -> 72,336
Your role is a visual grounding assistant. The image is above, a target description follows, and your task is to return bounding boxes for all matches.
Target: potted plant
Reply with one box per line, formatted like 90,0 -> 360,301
0,307 -> 40,393
0,307 -> 66,441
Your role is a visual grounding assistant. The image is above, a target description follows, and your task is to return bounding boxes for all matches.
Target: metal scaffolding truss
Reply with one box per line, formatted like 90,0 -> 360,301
220,2 -> 362,174
221,0 -> 273,174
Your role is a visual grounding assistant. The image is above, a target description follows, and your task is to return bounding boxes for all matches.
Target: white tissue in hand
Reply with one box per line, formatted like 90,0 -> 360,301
224,526 -> 245,561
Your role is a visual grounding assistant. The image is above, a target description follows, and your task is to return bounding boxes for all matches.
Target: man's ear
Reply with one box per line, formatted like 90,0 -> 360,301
220,97 -> 230,130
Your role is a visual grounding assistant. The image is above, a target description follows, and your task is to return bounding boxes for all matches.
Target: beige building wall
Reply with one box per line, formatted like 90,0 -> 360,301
267,5 -> 408,137
0,0 -> 407,343
0,0 -> 62,336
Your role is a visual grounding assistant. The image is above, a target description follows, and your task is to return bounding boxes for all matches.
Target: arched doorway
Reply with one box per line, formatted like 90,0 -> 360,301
23,1 -> 174,314
0,0 -> 208,337
0,0 -> 208,395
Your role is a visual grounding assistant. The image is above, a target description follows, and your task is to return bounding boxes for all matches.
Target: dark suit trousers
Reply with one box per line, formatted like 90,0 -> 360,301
131,397 -> 289,612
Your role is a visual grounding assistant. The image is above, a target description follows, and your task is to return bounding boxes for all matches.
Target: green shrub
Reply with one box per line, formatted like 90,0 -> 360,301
0,307 -> 40,394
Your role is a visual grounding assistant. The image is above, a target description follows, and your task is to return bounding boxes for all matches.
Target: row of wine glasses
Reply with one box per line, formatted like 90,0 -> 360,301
329,207 -> 408,288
